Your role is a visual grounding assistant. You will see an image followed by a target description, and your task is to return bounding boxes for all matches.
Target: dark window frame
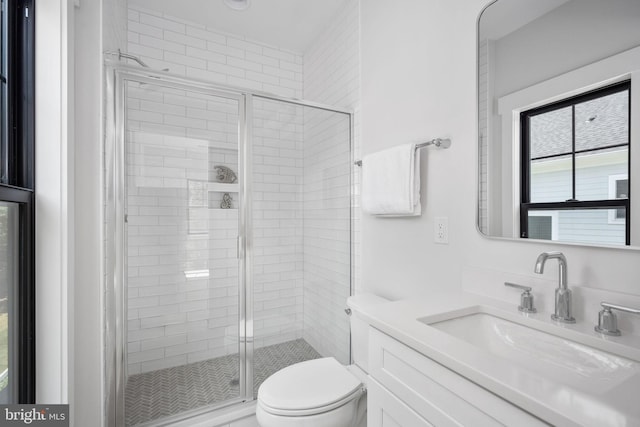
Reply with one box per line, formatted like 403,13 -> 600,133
0,0 -> 35,403
520,81 -> 631,245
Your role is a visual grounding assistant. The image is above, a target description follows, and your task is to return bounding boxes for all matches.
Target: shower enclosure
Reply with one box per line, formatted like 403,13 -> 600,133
104,65 -> 353,426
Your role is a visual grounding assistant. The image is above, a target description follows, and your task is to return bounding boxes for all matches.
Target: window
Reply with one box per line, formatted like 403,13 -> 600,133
520,81 -> 630,246
0,0 -> 35,403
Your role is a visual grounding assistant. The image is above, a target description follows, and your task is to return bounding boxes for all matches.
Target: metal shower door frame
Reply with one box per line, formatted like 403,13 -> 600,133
105,65 -> 252,426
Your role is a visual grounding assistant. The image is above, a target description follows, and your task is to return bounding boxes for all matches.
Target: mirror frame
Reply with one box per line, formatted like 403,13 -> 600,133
475,0 -> 640,250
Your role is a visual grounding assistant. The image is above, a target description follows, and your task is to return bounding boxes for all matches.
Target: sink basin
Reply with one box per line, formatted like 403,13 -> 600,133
419,308 -> 640,392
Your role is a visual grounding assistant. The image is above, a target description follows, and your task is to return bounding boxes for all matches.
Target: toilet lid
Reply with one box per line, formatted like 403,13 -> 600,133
258,357 -> 362,413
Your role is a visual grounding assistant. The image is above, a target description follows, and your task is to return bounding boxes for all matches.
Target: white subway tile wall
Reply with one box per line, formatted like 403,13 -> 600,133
478,39 -> 489,234
103,0 -> 128,51
302,0 -> 360,364
127,5 -> 303,99
125,2 -> 359,374
251,99 -> 305,349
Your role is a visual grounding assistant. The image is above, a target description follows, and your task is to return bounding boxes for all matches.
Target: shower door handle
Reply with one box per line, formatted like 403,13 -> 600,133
237,236 -> 244,259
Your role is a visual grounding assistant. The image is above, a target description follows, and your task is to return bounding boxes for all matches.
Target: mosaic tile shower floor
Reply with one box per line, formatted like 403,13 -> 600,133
125,338 -> 321,425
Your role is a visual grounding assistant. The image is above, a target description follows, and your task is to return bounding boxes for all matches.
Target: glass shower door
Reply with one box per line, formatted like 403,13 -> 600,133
121,77 -> 246,425
107,68 -> 354,426
249,96 -> 352,396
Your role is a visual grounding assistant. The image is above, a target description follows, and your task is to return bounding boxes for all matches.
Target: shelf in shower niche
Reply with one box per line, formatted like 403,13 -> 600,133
208,182 -> 239,193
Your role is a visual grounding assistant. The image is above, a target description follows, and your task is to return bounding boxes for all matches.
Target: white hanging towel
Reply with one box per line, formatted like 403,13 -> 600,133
361,143 -> 421,216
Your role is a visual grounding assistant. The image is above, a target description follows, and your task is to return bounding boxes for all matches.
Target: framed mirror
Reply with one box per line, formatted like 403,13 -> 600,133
477,0 -> 640,248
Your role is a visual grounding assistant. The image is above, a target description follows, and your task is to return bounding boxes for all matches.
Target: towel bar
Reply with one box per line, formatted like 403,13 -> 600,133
354,138 -> 451,166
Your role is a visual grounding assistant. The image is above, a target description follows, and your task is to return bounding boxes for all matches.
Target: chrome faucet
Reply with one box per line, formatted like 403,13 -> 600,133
534,252 -> 575,323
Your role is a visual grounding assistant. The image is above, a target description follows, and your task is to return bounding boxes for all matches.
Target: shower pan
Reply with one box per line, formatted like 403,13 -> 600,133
104,64 -> 353,426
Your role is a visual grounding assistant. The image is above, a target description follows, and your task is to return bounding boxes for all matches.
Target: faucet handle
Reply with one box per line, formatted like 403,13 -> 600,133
504,282 -> 537,313
504,282 -> 531,292
594,302 -> 640,336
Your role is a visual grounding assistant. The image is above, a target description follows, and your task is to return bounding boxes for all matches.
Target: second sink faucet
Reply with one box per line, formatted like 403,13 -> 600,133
534,251 -> 576,323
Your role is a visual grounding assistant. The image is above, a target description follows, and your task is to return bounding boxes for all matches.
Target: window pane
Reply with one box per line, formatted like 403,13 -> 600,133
530,154 -> 572,203
530,106 -> 572,158
527,208 -> 626,246
575,90 -> 628,152
575,147 -> 627,201
0,201 -> 17,403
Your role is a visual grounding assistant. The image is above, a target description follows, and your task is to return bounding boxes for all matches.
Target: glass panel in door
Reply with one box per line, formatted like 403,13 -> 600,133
123,80 -> 243,425
250,97 -> 352,397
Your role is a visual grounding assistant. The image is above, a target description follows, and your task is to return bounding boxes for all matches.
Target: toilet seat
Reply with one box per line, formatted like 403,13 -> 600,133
257,357 -> 363,417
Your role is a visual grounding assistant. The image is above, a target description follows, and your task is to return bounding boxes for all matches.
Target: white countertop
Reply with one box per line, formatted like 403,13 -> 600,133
357,290 -> 640,427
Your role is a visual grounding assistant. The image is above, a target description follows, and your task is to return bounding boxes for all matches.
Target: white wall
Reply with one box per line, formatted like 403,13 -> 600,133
492,0 -> 640,98
74,0 -> 106,424
360,0 -> 640,300
67,0 -> 129,425
360,0 -> 477,298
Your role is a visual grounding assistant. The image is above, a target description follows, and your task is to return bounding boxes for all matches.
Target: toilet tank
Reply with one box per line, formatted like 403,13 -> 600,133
346,293 -> 390,373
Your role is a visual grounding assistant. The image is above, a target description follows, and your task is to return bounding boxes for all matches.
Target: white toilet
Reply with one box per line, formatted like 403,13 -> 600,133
256,294 -> 388,427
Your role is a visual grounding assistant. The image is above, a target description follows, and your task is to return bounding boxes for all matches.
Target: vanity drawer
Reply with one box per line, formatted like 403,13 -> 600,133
369,327 -> 549,427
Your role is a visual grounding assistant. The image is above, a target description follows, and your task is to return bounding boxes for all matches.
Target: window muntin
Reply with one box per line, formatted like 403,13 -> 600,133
521,81 -> 630,245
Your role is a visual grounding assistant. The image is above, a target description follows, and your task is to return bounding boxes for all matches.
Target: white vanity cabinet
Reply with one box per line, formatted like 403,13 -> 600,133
367,327 -> 550,427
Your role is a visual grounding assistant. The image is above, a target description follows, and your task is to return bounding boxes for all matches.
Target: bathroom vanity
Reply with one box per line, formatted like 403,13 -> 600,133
360,291 -> 640,427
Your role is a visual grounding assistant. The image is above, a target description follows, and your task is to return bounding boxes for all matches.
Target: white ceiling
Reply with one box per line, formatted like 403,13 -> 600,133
128,0 -> 351,53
